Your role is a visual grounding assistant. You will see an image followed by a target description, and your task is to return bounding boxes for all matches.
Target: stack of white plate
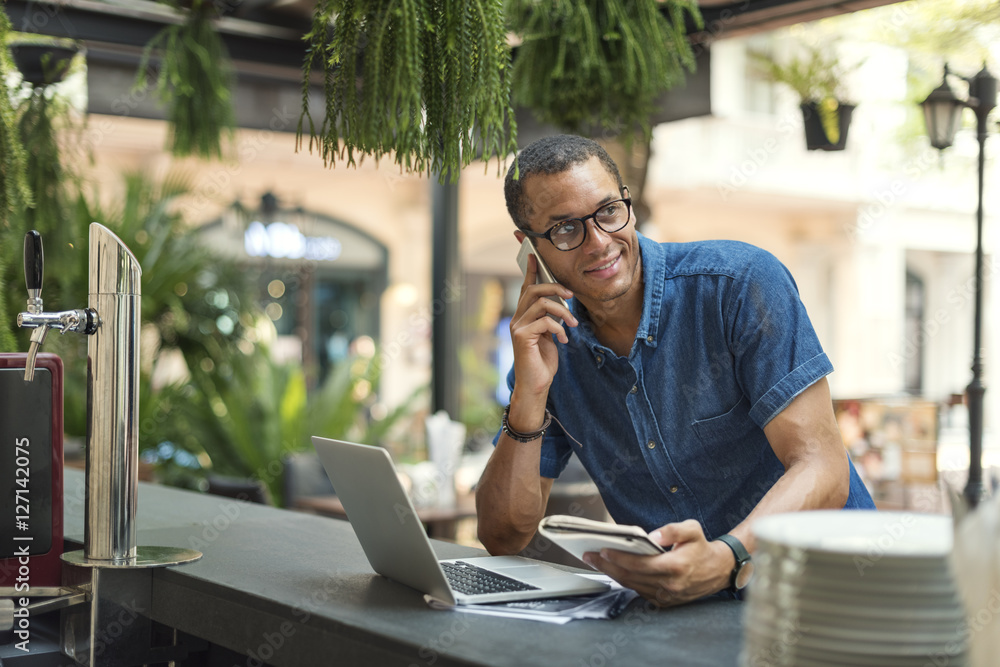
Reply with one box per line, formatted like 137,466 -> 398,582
742,510 -> 967,667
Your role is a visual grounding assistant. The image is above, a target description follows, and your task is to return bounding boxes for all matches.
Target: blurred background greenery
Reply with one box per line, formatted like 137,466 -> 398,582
0,162 -> 427,504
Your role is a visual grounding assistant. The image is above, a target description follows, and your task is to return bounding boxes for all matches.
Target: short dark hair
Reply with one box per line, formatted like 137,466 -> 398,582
504,135 -> 623,230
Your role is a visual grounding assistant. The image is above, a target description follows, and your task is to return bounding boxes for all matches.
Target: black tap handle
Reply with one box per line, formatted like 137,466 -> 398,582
24,230 -> 43,294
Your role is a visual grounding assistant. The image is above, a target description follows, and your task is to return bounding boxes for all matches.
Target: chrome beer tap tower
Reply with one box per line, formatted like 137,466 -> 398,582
6,224 -> 201,666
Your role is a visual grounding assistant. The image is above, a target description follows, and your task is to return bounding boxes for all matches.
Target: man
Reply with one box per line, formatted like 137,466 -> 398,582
475,134 -> 875,606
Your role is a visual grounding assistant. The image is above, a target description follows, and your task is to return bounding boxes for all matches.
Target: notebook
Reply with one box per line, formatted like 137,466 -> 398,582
311,436 -> 610,605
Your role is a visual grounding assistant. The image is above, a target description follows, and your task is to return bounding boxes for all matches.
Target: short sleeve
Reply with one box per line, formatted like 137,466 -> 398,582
725,248 -> 833,427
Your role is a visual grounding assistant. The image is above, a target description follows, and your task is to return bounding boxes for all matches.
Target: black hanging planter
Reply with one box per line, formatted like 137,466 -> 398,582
8,42 -> 79,87
800,101 -> 855,151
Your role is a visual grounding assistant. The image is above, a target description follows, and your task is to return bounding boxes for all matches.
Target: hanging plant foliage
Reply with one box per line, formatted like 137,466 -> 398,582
18,87 -> 67,231
9,35 -> 80,245
507,0 -> 702,137
0,9 -> 24,353
0,11 -> 32,227
138,0 -> 236,159
8,39 -> 86,343
0,28 -> 82,353
298,0 -> 517,181
7,39 -> 81,234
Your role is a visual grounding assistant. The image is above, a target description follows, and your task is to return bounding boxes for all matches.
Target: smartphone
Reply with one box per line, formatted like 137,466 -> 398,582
516,237 -> 569,313
538,515 -> 668,563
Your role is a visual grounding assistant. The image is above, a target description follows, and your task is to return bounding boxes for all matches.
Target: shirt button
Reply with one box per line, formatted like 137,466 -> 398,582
646,335 -> 654,343
595,354 -> 603,364
670,485 -> 679,493
647,440 -> 656,449
630,385 -> 638,394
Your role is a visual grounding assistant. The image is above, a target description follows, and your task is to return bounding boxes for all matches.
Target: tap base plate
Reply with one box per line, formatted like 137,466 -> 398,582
61,546 -> 202,569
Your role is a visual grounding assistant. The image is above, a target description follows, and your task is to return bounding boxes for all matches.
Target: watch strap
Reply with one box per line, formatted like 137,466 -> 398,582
716,533 -> 751,591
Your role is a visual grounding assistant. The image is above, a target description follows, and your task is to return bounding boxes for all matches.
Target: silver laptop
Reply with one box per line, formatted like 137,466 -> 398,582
311,436 -> 609,606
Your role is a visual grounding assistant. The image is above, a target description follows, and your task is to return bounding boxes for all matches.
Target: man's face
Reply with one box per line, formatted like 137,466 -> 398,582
518,156 -> 641,308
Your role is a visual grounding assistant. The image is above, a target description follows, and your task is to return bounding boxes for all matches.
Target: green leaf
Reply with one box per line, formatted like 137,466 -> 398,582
280,365 -> 308,431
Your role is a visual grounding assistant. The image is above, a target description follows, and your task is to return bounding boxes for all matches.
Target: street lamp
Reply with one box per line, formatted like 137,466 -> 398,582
919,63 -> 997,509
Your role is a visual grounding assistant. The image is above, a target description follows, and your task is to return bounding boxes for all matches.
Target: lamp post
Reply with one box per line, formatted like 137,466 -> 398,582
919,63 -> 997,509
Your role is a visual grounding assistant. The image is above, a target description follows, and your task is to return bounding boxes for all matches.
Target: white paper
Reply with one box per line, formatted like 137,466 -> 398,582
424,575 -> 638,624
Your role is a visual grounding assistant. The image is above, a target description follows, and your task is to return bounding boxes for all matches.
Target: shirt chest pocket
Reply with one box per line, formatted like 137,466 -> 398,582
689,395 -> 762,480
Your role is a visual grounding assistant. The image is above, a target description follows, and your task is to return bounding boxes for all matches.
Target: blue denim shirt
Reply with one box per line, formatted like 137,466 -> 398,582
500,235 -> 875,539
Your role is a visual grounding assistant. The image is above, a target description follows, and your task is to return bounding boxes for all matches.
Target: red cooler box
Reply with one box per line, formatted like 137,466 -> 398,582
0,352 -> 64,588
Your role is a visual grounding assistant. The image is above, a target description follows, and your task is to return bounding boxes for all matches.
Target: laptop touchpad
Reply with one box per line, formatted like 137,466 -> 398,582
498,564 -> 569,580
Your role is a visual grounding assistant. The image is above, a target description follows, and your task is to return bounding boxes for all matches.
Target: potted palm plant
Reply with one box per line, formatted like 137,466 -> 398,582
750,44 -> 859,151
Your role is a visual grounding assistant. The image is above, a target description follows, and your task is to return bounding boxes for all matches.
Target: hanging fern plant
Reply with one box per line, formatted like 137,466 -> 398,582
0,10 -> 26,352
298,0 -> 518,181
0,24 -> 81,351
138,0 -> 236,159
7,37 -> 86,348
0,10 -> 31,227
7,38 -> 81,234
17,85 -> 67,232
507,0 -> 702,137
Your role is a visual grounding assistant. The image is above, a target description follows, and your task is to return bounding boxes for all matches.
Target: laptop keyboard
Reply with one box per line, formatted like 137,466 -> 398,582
441,561 -> 540,596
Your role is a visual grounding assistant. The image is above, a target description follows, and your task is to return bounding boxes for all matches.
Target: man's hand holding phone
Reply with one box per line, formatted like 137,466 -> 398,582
516,238 -> 570,317
509,237 -> 577,401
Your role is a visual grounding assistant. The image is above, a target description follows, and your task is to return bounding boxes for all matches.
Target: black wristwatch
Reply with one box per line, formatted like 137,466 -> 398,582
716,534 -> 754,592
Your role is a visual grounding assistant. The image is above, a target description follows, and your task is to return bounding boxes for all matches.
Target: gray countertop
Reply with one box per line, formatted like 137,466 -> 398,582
62,469 -> 745,667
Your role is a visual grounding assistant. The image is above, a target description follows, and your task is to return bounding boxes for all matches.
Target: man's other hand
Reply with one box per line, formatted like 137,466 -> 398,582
582,519 -> 734,606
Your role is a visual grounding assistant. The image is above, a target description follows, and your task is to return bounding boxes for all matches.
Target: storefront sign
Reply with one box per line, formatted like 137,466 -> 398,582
244,221 -> 342,261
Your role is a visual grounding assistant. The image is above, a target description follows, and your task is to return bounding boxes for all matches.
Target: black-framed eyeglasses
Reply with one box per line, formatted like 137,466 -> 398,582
521,198 -> 632,251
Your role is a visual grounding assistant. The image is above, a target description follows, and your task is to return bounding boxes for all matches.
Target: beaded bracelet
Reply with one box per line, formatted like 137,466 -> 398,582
501,404 -> 552,443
